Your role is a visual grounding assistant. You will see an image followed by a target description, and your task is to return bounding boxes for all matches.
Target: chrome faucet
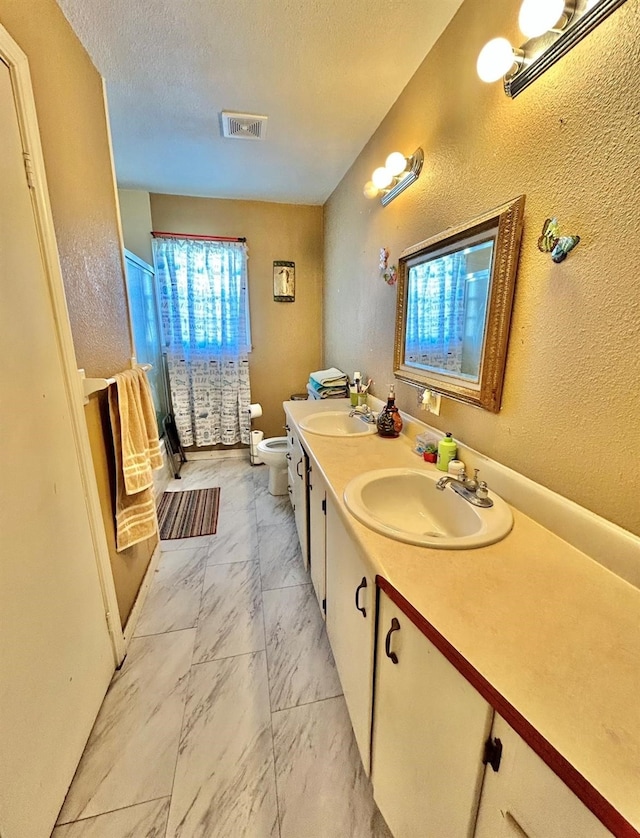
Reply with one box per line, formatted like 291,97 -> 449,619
349,404 -> 376,423
436,469 -> 493,508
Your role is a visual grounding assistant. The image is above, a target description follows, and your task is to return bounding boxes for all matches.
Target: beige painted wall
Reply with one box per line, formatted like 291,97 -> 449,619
324,0 -> 640,536
119,188 -> 154,266
0,0 -> 131,378
0,0 -> 157,625
150,194 -> 324,438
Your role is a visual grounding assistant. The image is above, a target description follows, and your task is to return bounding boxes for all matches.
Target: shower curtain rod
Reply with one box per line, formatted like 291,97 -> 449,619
152,231 -> 246,242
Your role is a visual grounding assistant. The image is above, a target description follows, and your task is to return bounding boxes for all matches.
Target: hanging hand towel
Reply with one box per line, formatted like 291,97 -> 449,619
108,368 -> 163,552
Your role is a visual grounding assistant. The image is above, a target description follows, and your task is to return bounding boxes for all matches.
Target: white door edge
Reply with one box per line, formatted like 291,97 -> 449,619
122,541 -> 163,646
0,23 -> 125,665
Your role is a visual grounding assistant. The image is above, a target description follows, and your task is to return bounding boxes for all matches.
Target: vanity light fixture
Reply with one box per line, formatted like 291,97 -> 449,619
519,0 -> 570,37
363,148 -> 424,206
477,0 -> 628,98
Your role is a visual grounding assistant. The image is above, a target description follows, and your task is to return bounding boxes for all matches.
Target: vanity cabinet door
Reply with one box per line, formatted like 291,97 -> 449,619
325,499 -> 376,773
372,590 -> 493,838
308,462 -> 327,616
474,715 -> 613,838
288,429 -> 309,570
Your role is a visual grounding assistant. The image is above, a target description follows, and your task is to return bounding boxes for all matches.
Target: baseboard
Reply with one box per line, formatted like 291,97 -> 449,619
122,540 -> 162,648
187,448 -> 248,461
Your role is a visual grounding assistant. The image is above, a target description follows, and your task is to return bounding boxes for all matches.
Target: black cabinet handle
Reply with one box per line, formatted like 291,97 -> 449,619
483,736 -> 503,773
385,618 -> 401,664
355,577 -> 367,618
296,458 -> 303,478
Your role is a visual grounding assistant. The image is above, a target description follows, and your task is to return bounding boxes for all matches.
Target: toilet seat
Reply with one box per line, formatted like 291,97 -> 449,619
261,437 -> 287,452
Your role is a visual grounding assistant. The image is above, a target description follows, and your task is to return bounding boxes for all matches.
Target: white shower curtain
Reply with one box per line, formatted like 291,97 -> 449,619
153,237 -> 252,447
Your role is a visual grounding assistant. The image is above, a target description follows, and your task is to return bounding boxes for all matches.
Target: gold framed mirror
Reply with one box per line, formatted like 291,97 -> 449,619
394,195 -> 525,413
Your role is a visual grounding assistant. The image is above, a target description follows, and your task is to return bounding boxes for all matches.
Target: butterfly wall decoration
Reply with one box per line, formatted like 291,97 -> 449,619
379,246 -> 398,285
537,217 -> 581,263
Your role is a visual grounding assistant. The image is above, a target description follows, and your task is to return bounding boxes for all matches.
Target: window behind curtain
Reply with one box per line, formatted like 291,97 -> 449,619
152,236 -> 252,448
154,238 -> 251,357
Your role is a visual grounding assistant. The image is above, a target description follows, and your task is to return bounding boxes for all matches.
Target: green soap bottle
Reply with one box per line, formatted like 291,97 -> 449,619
436,432 -> 457,472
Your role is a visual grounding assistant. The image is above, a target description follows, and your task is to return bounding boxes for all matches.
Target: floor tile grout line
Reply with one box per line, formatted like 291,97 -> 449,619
260,565 -> 283,838
157,543 -> 213,553
261,581 -> 310,594
189,648 -> 269,669
162,651 -> 197,838
161,538 -> 209,838
204,555 -> 260,569
134,551 -> 208,641
191,647 -> 266,666
260,505 -> 314,838
133,624 -> 199,640
262,580 -> 312,596
55,795 -> 172,828
271,690 -> 346,716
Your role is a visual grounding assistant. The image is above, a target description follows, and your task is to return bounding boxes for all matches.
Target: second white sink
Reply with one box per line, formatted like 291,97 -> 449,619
343,468 -> 513,549
299,410 -> 378,437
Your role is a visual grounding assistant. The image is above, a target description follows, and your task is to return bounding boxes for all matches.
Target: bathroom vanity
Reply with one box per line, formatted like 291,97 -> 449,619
284,398 -> 640,838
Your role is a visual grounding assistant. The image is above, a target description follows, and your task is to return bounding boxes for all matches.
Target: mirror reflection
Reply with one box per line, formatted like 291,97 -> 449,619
404,235 -> 494,385
394,196 -> 525,412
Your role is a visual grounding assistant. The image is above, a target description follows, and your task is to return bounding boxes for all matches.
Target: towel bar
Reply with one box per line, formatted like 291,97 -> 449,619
79,362 -> 152,404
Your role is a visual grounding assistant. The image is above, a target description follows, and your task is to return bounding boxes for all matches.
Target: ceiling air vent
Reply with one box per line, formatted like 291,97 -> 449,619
220,111 -> 268,141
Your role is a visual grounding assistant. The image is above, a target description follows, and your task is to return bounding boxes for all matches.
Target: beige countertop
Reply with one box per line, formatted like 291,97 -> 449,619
285,399 -> 640,833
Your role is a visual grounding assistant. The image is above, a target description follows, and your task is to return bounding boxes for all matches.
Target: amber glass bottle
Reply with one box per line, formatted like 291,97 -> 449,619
376,384 -> 403,438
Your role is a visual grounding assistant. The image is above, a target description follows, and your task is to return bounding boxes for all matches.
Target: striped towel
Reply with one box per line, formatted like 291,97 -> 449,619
308,377 -> 344,395
309,367 -> 347,387
306,382 -> 347,399
108,368 -> 163,552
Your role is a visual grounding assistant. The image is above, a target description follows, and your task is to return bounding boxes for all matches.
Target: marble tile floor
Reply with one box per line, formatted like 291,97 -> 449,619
54,458 -> 391,838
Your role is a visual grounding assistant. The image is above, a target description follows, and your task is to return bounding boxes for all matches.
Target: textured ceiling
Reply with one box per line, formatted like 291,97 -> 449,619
56,0 -> 463,204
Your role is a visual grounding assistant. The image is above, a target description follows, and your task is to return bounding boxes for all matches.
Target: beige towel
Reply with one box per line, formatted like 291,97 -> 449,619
108,368 -> 163,552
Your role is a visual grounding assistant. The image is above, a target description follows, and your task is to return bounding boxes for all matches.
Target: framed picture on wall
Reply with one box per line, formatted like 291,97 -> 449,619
273,260 -> 295,302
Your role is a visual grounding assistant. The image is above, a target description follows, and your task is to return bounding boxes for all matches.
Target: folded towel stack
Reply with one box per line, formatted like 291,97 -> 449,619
307,367 -> 348,399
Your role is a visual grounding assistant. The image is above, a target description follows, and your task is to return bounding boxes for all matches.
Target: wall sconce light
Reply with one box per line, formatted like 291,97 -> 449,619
477,0 -> 627,97
364,148 -> 424,206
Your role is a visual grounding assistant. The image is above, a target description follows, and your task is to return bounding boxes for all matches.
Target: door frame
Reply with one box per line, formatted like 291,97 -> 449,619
0,24 -> 125,665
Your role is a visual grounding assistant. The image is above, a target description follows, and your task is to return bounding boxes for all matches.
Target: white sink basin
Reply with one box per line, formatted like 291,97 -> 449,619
343,468 -> 513,549
299,411 -> 378,437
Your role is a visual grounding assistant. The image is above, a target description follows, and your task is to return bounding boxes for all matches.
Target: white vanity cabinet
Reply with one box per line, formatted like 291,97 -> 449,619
372,589 -> 493,838
286,425 -> 309,570
308,460 -> 327,615
475,714 -> 613,838
325,499 -> 376,774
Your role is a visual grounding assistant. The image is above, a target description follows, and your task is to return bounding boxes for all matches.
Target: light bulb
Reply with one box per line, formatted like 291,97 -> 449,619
477,38 -> 516,83
363,181 -> 379,199
372,167 -> 393,190
519,0 -> 565,38
385,152 -> 407,177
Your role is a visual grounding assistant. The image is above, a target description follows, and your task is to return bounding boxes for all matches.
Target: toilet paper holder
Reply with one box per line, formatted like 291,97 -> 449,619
248,403 -> 264,465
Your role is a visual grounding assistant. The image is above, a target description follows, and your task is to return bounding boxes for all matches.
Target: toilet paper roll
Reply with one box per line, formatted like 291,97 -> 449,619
250,430 -> 264,465
249,403 -> 263,420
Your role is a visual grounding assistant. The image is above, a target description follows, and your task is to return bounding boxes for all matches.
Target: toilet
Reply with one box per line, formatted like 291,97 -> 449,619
256,436 -> 289,495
